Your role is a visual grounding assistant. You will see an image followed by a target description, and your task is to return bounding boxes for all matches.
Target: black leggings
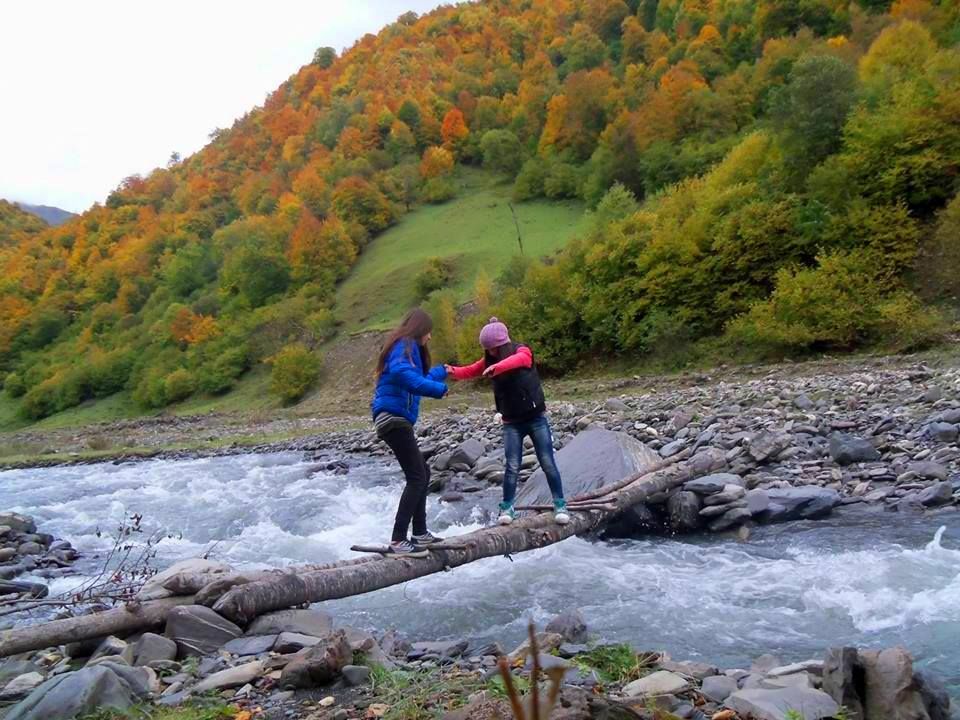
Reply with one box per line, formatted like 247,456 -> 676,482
380,422 -> 431,542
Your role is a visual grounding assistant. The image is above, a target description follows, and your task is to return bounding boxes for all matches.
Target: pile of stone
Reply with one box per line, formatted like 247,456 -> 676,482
0,512 -> 77,600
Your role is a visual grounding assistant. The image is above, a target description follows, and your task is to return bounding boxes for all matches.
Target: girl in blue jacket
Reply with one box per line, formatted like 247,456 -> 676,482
371,308 -> 448,556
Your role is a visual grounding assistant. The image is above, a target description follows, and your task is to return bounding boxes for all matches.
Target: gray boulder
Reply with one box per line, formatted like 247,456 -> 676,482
126,633 -> 177,667
164,605 -> 242,657
280,631 -> 352,688
915,669 -> 951,720
709,507 -> 752,531
342,665 -> 372,687
748,432 -> 791,463
927,423 -> 958,443
702,675 -> 738,702
667,491 -> 701,532
192,660 -> 263,693
703,485 -> 746,506
829,433 -> 881,465
746,489 -> 771,515
408,639 -> 468,659
273,632 -> 324,654
918,482 -> 953,507
448,439 -> 484,468
909,462 -> 949,481
545,608 -> 588,644
822,647 -> 864,720
860,647 -> 930,720
684,473 -> 744,495
7,663 -> 151,720
222,635 -> 278,656
726,687 -> 839,720
517,429 -> 659,506
0,673 -> 45,701
246,608 -> 332,638
762,487 -> 840,522
0,513 -> 36,534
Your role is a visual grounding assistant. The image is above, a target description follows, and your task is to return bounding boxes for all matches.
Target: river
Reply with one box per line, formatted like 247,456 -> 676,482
3,451 -> 958,688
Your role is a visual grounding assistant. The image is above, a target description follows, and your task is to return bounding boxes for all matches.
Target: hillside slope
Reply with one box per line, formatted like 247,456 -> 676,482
0,200 -> 47,246
0,0 -> 957,427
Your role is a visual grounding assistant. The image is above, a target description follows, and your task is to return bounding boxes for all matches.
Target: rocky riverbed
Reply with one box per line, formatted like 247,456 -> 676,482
0,600 -> 952,720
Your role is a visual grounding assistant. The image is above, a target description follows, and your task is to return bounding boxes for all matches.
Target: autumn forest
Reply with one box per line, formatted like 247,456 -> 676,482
1,0 -> 958,420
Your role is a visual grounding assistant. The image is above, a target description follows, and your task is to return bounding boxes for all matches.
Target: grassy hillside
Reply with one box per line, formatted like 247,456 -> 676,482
336,169 -> 587,333
0,180 -> 586,432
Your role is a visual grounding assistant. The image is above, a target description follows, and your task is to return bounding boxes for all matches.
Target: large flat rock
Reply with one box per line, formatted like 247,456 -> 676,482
517,429 -> 660,506
727,687 -> 839,720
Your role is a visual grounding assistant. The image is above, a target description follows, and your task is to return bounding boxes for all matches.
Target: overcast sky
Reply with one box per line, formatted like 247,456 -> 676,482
0,1 -> 447,213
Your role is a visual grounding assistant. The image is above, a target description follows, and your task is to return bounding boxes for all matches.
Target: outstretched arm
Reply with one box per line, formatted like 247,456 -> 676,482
390,353 -> 448,399
446,358 -> 486,381
486,346 -> 533,376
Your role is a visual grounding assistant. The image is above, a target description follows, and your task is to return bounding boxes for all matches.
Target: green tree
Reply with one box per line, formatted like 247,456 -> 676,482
313,47 -> 336,69
480,130 -> 524,176
270,343 -> 320,404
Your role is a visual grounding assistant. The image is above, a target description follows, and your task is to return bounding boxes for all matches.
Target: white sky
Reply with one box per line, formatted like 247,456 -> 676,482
0,1 -> 447,213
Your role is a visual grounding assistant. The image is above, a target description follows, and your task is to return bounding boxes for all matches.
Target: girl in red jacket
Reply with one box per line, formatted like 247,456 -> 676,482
446,318 -> 569,526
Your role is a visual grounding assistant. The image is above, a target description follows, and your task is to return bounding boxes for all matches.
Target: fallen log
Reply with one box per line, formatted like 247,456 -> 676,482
212,448 -> 727,625
0,595 -> 196,657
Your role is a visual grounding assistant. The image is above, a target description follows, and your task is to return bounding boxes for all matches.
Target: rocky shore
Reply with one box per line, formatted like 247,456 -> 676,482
0,512 -> 78,597
0,601 -> 951,720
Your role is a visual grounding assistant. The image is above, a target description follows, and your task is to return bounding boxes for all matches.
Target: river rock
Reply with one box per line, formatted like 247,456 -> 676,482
0,513 -> 36,535
914,669 -> 951,720
745,488 -> 770,515
726,687 -> 839,720
17,542 -> 41,556
908,462 -> 949,481
279,630 -> 352,689
860,647 -> 930,720
605,398 -> 631,413
0,548 -> 16,562
545,608 -> 588,644
222,635 -> 277,656
126,633 -> 177,667
89,636 -> 127,664
667,491 -> 701,531
517,428 -> 659,506
7,663 -> 151,720
704,485 -> 746,506
246,608 -> 333,637
660,439 -> 687,457
623,670 -> 688,697
709,506 -> 752,531
822,647 -> 864,720
927,422 -> 958,443
829,433 -> 881,465
748,432 -> 791,463
684,473 -> 744,495
762,487 -> 840,522
274,632 -> 324,653
164,605 -> 242,657
342,664 -> 371,686
138,558 -> 232,600
448,439 -> 484,468
409,639 -> 469,659
0,673 -> 45,701
917,482 -> 953,507
192,660 -> 263,693
702,675 -> 738,702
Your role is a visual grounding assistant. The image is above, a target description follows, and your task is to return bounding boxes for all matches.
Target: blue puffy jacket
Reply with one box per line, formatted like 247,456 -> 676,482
371,338 -> 448,424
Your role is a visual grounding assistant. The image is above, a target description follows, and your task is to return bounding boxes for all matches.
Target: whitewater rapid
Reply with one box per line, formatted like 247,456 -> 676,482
2,451 -> 958,686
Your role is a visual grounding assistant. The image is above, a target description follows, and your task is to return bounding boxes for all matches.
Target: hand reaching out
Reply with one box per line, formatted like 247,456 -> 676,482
482,365 -> 496,378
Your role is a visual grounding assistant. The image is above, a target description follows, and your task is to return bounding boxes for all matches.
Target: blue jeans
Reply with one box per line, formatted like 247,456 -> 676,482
502,414 -> 564,505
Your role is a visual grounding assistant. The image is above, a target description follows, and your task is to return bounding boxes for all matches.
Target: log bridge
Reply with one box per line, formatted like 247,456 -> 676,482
0,448 -> 726,657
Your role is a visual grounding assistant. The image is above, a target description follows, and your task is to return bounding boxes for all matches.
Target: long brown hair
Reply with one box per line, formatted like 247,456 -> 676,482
376,308 -> 434,377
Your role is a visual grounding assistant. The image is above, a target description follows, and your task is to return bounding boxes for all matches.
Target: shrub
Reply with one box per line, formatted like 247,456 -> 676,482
164,368 -> 197,403
875,292 -> 949,352
270,343 -> 320,404
512,159 -> 546,201
196,346 -> 249,395
420,177 -> 457,204
414,258 -> 453,299
4,372 -> 25,398
543,162 -> 580,199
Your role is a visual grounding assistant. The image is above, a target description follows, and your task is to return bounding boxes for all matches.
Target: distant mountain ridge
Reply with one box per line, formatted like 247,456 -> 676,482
14,202 -> 75,226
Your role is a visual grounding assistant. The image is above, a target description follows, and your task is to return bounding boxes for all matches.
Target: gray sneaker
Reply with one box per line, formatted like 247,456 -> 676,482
387,540 -> 428,558
411,531 -> 443,548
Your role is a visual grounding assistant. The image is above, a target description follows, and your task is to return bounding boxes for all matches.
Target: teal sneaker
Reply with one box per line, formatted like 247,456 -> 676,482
553,499 -> 570,526
498,502 -> 517,525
